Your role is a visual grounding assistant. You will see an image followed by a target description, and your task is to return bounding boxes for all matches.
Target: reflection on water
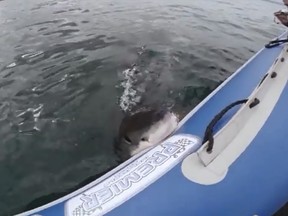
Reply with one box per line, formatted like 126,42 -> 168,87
0,0 -> 284,215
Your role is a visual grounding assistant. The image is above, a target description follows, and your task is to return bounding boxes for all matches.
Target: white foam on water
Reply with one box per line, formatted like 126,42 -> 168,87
6,62 -> 17,68
119,46 -> 147,112
119,66 -> 141,112
21,51 -> 45,64
21,51 -> 44,59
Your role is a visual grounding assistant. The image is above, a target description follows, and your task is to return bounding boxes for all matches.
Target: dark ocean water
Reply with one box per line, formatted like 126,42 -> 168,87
0,0 -> 285,215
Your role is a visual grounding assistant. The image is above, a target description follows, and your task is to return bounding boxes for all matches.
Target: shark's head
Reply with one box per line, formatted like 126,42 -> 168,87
115,109 -> 179,161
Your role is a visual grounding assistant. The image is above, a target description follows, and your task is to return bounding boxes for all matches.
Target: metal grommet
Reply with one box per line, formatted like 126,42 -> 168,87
271,72 -> 277,78
249,98 -> 260,109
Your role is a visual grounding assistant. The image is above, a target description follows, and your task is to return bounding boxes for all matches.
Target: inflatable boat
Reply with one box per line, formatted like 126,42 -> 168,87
18,32 -> 288,216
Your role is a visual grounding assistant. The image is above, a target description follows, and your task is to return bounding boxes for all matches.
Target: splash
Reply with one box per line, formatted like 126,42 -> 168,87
119,46 -> 147,112
119,66 -> 141,112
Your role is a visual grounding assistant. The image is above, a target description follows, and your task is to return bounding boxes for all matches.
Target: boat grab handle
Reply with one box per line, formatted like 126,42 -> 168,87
202,99 -> 248,153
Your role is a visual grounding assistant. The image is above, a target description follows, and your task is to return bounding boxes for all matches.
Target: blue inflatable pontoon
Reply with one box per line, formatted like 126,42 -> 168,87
18,32 -> 288,216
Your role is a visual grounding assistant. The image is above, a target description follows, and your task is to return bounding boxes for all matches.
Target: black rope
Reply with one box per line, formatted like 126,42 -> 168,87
202,99 -> 248,153
265,39 -> 288,48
